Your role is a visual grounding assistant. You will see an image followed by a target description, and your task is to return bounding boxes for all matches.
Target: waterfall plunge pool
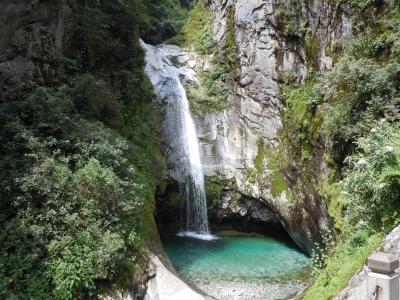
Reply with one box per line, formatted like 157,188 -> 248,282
163,231 -> 311,300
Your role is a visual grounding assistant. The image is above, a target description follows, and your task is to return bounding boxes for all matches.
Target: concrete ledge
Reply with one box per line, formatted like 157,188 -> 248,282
367,252 -> 399,274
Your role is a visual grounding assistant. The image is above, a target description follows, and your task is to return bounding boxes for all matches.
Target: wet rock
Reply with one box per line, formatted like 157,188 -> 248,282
210,188 -> 280,232
144,254 -> 208,300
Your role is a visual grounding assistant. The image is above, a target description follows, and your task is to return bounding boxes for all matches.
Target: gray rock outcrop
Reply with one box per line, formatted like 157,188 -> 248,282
0,0 -> 71,101
144,254 -> 208,300
211,189 -> 279,227
186,0 -> 355,253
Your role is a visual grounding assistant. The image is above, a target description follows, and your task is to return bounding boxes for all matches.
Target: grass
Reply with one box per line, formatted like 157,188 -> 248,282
303,231 -> 383,300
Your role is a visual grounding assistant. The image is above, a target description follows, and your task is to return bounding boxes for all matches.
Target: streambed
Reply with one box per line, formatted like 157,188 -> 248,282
163,232 -> 310,300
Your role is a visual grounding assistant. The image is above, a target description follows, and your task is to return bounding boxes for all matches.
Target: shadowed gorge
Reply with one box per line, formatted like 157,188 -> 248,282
1,0 -> 400,299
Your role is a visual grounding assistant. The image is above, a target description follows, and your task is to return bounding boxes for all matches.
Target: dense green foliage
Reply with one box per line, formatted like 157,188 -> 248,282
340,123 -> 400,227
298,1 -> 400,298
306,124 -> 400,299
170,0 -> 215,54
304,229 -> 382,300
321,57 -> 400,164
0,86 -> 152,299
205,177 -> 227,210
0,0 -> 191,298
204,176 -> 239,211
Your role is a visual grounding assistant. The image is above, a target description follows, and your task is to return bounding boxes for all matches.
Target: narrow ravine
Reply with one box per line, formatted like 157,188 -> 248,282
3,1 -> 400,299
141,40 -> 311,300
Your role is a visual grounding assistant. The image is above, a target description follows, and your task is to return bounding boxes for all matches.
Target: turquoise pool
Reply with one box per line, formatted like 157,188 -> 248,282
163,232 -> 310,300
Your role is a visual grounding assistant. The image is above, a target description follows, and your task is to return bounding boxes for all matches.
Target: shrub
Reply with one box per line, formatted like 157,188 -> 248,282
0,84 -> 157,299
187,63 -> 229,116
179,0 -> 215,54
339,122 -> 400,228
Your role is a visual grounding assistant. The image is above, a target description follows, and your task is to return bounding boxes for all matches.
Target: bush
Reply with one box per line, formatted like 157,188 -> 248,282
187,63 -> 229,116
0,0 -> 173,298
303,5 -> 400,299
178,0 -> 215,54
0,84 -> 157,299
71,74 -> 122,127
339,122 -> 400,228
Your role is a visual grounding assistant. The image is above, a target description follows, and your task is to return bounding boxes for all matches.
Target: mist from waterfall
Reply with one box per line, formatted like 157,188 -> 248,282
141,40 -> 210,236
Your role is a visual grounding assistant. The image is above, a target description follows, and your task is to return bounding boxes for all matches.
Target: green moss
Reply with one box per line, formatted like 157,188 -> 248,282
271,172 -> 290,198
254,139 -> 267,175
225,5 -> 238,74
169,192 -> 183,207
319,181 -> 344,232
251,138 -> 292,199
281,80 -> 322,170
259,77 -> 325,205
199,137 -> 214,144
139,188 -> 162,252
186,63 -> 229,116
306,33 -> 319,69
267,145 -> 291,198
171,0 -> 215,54
239,127 -> 245,138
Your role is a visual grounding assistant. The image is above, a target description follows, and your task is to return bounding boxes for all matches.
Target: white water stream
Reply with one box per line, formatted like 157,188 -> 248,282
141,40 -> 211,236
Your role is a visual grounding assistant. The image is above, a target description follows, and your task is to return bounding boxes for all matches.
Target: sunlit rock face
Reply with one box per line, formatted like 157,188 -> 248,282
187,0 -> 354,253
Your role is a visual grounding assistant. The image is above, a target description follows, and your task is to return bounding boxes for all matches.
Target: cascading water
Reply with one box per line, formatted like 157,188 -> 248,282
140,40 -> 211,237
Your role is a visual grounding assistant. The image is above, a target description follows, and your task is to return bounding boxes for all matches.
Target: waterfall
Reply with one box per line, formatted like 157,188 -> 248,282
140,40 -> 211,237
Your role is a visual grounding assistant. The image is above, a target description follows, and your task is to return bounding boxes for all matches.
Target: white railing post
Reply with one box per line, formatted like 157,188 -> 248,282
367,252 -> 399,300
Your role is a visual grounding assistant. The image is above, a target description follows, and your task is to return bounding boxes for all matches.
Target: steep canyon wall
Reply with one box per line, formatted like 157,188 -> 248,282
191,0 -> 355,253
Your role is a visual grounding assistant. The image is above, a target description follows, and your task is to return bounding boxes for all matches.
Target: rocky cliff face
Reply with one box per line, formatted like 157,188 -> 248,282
188,0 -> 354,253
0,0 -> 71,101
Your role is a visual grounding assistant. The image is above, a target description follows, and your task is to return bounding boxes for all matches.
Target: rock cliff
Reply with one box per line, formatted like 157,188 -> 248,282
0,0 -> 71,101
186,0 -> 354,253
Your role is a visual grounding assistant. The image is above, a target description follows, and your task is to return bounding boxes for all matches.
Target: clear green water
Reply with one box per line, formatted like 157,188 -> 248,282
164,233 -> 310,282
163,233 -> 310,299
